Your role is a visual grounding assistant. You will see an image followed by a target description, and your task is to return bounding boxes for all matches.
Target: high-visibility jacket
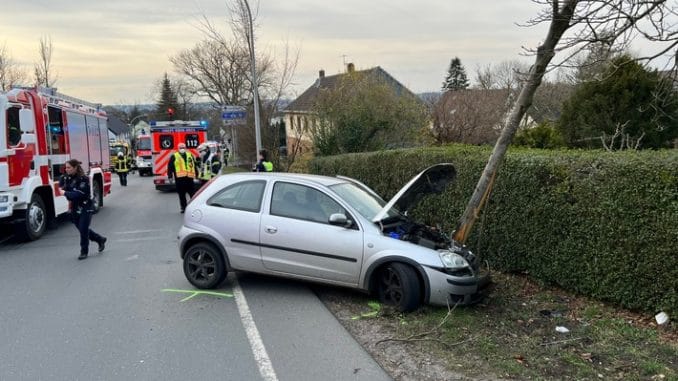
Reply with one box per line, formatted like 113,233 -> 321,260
263,161 -> 273,172
115,156 -> 129,173
173,152 -> 196,178
199,153 -> 215,181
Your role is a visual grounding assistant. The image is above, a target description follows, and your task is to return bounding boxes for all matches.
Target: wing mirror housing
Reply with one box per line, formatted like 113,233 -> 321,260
329,213 -> 353,228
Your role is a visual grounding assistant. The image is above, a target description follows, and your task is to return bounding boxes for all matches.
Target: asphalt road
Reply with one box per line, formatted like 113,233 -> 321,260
0,174 -> 391,381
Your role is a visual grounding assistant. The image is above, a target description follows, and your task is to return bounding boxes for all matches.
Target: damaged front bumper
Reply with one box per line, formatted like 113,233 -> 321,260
424,266 -> 491,307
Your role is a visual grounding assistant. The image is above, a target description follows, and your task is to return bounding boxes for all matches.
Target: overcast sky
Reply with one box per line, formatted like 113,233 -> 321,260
1,1 -> 572,105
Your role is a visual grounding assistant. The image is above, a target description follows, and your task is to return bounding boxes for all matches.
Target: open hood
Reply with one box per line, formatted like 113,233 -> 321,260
372,163 -> 457,223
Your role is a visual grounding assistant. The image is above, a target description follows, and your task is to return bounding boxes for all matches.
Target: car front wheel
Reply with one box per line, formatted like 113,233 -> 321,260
183,242 -> 226,289
377,262 -> 422,312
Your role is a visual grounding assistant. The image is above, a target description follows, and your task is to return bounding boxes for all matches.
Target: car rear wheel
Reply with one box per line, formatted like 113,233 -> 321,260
183,242 -> 226,289
377,262 -> 422,312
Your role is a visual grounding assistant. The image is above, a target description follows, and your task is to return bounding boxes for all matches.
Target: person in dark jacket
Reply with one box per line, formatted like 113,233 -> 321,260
167,142 -> 199,213
115,151 -> 130,186
253,149 -> 273,172
59,159 -> 107,260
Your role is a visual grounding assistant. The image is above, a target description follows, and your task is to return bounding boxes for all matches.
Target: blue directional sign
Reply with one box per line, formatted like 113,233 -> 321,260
222,105 -> 247,125
222,111 -> 247,119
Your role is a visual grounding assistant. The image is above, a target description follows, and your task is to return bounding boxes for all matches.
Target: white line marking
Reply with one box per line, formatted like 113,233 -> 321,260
232,277 -> 278,381
114,229 -> 167,234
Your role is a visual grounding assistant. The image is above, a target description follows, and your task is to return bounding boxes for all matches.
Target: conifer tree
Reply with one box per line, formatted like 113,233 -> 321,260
156,73 -> 180,121
442,57 -> 469,92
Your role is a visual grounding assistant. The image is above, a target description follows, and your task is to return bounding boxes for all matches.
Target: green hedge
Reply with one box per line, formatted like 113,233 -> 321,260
309,145 -> 678,315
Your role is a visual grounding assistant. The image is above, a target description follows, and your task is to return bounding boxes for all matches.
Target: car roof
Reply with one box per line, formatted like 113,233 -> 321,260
218,172 -> 349,187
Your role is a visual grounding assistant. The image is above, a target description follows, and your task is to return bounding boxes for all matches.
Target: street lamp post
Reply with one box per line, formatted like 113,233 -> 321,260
242,0 -> 262,159
128,114 -> 148,135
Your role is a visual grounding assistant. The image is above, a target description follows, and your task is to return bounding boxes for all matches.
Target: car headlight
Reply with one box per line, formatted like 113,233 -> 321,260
439,251 -> 470,270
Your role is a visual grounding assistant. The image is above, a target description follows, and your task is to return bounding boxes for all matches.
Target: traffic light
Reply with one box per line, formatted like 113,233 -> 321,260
167,107 -> 175,121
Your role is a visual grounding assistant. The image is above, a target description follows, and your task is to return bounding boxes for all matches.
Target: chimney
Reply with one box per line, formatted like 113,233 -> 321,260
347,62 -> 355,73
319,69 -> 325,78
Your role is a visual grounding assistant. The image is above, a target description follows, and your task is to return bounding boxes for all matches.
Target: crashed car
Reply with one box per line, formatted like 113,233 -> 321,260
177,163 -> 490,311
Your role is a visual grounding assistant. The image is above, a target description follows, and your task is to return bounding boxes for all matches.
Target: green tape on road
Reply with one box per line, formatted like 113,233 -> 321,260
162,288 -> 234,302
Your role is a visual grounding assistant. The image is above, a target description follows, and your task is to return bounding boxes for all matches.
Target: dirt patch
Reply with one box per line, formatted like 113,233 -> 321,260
313,273 -> 677,381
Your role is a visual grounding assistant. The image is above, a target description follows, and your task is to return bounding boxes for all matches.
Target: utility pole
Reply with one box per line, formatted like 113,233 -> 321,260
242,0 -> 262,159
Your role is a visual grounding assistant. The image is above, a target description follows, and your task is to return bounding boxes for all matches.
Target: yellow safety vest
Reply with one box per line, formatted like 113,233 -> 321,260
116,157 -> 129,173
173,152 -> 196,178
199,155 -> 213,181
263,161 -> 273,172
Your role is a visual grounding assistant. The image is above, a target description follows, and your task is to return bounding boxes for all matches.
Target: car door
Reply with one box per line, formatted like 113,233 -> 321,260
201,179 -> 267,270
259,181 -> 364,284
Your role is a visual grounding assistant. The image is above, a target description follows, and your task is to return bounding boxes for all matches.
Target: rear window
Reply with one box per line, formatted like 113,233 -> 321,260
207,180 -> 266,213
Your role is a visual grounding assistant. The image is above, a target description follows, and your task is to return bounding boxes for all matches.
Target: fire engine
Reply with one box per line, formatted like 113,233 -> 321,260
134,132 -> 153,176
0,86 -> 112,241
150,120 -> 207,191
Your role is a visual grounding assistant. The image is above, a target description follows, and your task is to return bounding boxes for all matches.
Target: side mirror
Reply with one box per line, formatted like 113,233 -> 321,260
19,109 -> 35,133
329,213 -> 353,228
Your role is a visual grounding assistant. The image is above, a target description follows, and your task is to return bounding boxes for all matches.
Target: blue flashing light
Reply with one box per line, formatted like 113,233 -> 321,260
150,120 -> 157,126
200,120 -> 208,127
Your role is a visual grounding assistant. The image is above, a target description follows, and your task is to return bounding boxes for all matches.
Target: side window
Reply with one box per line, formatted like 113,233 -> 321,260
270,182 -> 347,224
207,180 -> 266,212
7,107 -> 21,146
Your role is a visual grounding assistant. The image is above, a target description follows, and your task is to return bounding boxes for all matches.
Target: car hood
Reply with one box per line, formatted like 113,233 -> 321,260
372,163 -> 457,223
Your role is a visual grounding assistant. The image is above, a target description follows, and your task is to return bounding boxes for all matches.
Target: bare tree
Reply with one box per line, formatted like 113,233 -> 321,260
0,44 -> 27,91
474,60 -> 530,91
34,36 -> 57,88
171,2 -> 299,166
454,0 -> 678,244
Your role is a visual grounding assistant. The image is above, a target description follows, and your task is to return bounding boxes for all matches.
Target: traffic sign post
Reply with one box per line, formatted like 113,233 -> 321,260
222,105 -> 247,126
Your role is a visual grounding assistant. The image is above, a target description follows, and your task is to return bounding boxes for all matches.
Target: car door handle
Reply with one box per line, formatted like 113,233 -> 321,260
265,226 -> 278,234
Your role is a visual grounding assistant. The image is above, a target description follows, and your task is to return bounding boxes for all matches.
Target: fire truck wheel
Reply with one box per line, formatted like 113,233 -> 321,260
92,179 -> 103,213
16,194 -> 47,241
183,242 -> 227,289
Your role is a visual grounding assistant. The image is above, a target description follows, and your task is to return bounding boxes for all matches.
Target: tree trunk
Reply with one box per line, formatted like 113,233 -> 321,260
453,0 -> 577,244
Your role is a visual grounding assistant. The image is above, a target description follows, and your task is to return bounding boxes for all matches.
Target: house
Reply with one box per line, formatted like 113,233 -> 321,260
283,63 -> 418,154
107,114 -> 130,142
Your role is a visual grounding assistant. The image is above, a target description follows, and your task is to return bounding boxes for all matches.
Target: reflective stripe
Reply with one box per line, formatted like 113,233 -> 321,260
263,161 -> 273,172
173,152 -> 195,178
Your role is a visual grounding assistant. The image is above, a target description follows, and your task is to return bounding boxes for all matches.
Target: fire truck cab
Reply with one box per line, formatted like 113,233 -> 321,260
0,87 -> 111,241
150,120 -> 207,191
135,133 -> 153,176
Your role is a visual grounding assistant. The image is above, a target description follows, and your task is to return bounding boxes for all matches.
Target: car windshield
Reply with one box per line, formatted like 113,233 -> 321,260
329,182 -> 400,221
137,138 -> 151,150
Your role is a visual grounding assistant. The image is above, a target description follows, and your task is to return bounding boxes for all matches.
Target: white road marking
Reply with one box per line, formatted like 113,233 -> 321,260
113,229 -> 167,234
232,277 -> 278,381
125,254 -> 139,261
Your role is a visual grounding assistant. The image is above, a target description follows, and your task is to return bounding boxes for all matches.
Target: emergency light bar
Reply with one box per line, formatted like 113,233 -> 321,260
149,120 -> 208,127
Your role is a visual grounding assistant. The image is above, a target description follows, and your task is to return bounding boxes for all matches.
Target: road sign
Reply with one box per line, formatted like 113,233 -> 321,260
222,105 -> 247,125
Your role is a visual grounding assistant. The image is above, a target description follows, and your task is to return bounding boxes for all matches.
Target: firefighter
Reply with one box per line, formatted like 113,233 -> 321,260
59,159 -> 107,260
115,151 -> 129,186
167,142 -> 198,213
197,143 -> 221,186
253,149 -> 273,172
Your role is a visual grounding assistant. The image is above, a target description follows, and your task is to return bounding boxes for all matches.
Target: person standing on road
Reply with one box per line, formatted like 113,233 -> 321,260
167,142 -> 198,213
253,149 -> 273,172
115,151 -> 129,186
197,143 -> 221,187
59,159 -> 107,260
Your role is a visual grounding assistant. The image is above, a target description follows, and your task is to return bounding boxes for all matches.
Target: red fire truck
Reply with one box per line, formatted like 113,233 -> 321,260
134,133 -> 153,176
0,86 -> 112,241
150,120 -> 207,191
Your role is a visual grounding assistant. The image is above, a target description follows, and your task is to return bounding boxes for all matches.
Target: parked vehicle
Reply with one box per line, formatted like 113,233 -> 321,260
134,133 -> 152,176
177,164 -> 490,311
150,120 -> 207,191
109,141 -> 132,173
0,86 -> 111,241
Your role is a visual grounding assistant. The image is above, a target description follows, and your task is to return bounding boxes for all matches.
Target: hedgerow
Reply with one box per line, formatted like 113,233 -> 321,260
309,145 -> 678,315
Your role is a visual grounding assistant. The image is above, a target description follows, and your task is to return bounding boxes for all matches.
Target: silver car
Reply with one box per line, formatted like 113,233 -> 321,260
177,163 -> 490,311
